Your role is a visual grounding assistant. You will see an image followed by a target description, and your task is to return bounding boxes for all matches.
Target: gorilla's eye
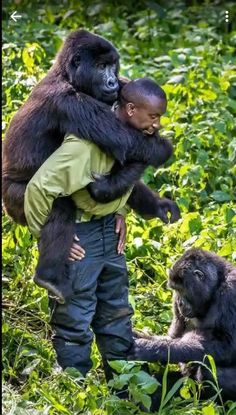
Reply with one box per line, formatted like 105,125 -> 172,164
98,63 -> 106,70
194,270 -> 205,280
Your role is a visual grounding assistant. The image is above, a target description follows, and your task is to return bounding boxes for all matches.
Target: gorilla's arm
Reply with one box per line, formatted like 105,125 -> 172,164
168,300 -> 186,338
130,331 -> 234,366
58,92 -> 180,220
58,91 -> 164,167
87,162 -> 146,202
127,181 -> 181,223
86,136 -> 173,204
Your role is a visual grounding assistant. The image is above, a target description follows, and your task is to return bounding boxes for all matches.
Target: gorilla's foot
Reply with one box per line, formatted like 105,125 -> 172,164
33,274 -> 66,304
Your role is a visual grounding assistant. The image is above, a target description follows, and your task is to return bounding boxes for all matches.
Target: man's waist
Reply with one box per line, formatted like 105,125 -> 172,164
75,213 -> 115,230
75,208 -> 114,223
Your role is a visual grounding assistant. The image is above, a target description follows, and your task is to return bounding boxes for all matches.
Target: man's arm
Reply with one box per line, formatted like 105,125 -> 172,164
24,135 -> 92,238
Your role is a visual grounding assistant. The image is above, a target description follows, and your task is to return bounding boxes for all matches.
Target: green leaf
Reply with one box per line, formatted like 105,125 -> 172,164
162,377 -> 186,407
202,404 -> 217,415
21,358 -> 41,375
140,393 -> 152,410
218,242 -> 232,256
134,370 -> 159,394
180,385 -> 191,399
108,373 -> 133,390
211,191 -> 231,202
108,360 -> 139,374
64,367 -> 84,379
167,75 -> 185,84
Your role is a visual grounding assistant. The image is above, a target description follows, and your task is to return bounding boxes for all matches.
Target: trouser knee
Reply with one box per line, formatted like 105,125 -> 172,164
52,337 -> 93,376
93,304 -> 134,362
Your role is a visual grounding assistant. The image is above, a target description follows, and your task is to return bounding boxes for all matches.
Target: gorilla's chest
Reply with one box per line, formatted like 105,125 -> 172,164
186,303 -> 218,331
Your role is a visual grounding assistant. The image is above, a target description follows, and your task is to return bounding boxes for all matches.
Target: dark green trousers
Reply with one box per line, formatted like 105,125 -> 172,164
49,214 -> 134,376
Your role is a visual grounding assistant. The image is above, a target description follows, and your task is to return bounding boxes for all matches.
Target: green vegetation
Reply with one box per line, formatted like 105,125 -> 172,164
2,1 -> 236,414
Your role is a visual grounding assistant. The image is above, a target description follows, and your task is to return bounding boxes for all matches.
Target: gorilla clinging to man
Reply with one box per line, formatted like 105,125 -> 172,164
129,249 -> 236,404
3,29 -> 180,299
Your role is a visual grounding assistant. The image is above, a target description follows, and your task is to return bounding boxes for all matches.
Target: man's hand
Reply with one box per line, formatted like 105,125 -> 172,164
68,235 -> 85,261
115,214 -> 126,254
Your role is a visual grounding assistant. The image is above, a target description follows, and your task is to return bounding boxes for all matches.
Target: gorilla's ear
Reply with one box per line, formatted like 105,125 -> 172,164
66,54 -> 81,85
194,270 -> 205,280
216,262 -> 226,283
72,54 -> 81,68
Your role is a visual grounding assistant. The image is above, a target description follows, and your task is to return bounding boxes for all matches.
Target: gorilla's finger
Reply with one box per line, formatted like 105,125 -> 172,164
157,207 -> 169,224
133,330 -> 155,340
91,172 -> 103,180
169,203 -> 181,223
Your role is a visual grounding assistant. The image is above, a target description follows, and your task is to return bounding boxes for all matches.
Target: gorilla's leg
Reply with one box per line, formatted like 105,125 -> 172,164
2,178 -> 27,225
3,177 -> 76,302
215,367 -> 236,400
35,197 -> 76,303
196,365 -> 236,401
151,371 -> 183,411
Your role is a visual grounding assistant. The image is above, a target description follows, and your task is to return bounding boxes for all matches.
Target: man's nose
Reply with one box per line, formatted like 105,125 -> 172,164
152,121 -> 161,130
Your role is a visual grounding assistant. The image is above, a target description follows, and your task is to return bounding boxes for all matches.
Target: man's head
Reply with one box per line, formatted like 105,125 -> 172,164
117,77 -> 167,135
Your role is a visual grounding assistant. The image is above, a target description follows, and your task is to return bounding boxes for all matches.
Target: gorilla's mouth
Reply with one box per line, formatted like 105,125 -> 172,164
102,90 -> 118,103
102,89 -> 118,96
178,298 -> 195,318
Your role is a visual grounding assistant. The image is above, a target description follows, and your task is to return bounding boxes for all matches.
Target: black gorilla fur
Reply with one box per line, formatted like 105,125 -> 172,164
130,249 -> 236,404
2,29 -> 180,301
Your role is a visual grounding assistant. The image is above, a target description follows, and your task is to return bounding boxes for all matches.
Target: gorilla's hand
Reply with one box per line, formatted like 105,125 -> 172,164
133,330 -> 157,340
87,163 -> 145,204
128,337 -> 171,362
127,182 -> 180,222
156,198 -> 181,224
127,339 -> 159,361
87,173 -> 111,203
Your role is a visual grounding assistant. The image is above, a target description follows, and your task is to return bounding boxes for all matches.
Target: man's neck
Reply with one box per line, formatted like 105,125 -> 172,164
114,104 -> 129,124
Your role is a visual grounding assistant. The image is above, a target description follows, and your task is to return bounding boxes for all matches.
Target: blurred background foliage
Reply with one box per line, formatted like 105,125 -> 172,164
2,0 -> 236,414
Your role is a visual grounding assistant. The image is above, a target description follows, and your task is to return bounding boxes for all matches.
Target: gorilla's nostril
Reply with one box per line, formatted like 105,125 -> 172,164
107,78 -> 118,90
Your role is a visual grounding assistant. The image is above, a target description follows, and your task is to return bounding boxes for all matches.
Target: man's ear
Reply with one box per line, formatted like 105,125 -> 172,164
126,102 -> 135,117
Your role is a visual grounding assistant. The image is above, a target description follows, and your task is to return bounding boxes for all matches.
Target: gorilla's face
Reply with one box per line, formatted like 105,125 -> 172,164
68,47 -> 119,104
90,60 -> 119,103
168,250 -> 221,319
58,30 -> 120,104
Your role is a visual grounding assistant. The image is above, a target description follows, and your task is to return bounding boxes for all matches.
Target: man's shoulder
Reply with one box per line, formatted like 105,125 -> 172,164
63,134 -> 99,149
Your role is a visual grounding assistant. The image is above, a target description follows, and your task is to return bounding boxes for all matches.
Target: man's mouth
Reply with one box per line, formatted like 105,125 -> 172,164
143,128 -> 155,135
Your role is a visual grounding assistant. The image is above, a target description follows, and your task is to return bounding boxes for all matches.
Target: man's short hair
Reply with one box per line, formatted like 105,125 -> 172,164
119,77 -> 166,107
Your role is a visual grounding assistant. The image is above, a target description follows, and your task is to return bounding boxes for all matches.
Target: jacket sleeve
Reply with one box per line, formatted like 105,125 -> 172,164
24,136 -> 92,238
116,204 -> 131,218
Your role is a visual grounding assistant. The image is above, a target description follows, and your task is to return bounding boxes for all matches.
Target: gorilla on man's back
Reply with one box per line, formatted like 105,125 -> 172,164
3,29 -> 179,300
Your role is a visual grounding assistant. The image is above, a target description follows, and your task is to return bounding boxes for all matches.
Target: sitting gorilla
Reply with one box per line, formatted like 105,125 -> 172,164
129,249 -> 236,403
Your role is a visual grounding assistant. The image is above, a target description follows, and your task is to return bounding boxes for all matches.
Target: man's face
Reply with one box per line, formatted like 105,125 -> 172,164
126,96 -> 167,135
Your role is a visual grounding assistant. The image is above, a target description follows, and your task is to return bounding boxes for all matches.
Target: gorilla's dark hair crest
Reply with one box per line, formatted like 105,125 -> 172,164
55,29 -> 119,79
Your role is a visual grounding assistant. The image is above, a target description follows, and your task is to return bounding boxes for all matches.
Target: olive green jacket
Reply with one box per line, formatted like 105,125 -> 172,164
24,134 -> 131,238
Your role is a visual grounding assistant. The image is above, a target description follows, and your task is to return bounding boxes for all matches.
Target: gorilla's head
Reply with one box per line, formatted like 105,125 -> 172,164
55,29 -> 120,104
168,249 -> 225,319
